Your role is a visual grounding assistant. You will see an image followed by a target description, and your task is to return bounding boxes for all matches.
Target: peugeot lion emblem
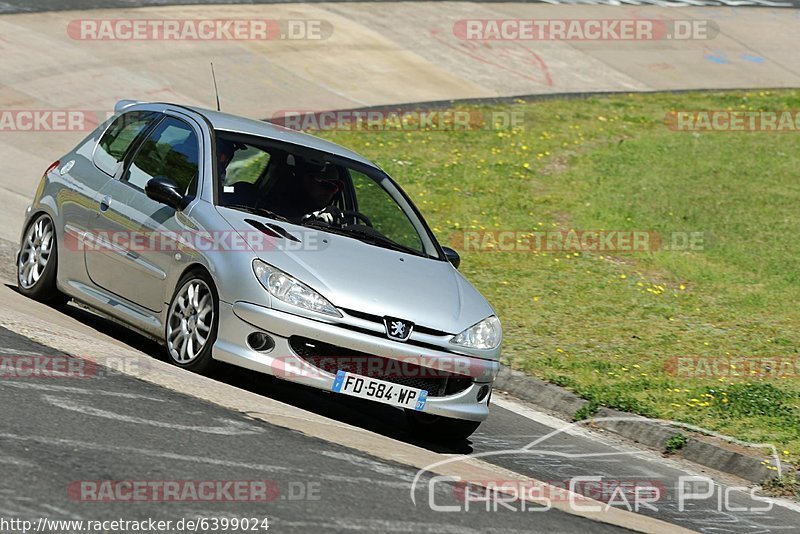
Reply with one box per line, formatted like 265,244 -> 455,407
384,317 -> 414,342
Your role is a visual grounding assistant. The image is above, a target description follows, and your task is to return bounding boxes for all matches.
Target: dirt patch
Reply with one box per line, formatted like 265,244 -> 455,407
0,238 -> 17,283
539,155 -> 571,176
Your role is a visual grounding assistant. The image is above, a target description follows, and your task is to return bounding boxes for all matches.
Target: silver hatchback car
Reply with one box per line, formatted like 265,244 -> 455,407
16,101 -> 502,441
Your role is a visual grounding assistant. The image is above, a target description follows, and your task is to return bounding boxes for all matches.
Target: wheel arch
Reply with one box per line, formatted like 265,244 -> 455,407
171,263 -> 219,298
163,261 -> 220,373
20,205 -> 58,244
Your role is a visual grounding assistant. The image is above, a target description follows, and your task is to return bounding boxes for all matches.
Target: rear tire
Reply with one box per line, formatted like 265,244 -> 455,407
165,269 -> 219,374
17,214 -> 69,307
406,411 -> 481,443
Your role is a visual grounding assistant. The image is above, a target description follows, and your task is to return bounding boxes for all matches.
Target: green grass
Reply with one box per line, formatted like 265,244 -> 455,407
314,90 -> 800,465
762,474 -> 799,497
664,433 -> 688,455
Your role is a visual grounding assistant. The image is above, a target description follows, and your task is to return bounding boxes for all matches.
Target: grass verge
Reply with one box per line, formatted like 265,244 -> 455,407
315,90 -> 800,465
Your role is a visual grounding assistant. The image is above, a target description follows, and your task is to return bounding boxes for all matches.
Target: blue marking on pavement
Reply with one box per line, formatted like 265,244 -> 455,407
740,53 -> 766,63
705,51 -> 730,64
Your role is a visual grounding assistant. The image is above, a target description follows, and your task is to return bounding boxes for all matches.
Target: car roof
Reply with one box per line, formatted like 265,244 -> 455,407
184,104 -> 378,168
117,100 -> 377,168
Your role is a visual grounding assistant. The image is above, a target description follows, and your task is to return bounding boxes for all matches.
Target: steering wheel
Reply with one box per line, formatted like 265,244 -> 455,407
340,210 -> 373,227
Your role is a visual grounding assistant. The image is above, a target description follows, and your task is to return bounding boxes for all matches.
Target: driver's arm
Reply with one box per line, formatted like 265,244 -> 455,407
302,205 -> 342,224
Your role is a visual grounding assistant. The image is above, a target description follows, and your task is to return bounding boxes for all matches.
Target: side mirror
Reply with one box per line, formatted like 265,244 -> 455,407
442,247 -> 461,269
145,176 -> 185,210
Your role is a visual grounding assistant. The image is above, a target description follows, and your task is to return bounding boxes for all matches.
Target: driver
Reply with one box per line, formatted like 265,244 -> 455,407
300,158 -> 342,223
266,155 -> 343,222
216,138 -> 245,184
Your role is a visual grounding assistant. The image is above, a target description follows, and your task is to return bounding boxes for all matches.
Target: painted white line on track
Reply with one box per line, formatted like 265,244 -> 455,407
243,409 -> 355,430
493,394 -> 800,515
0,431 -> 412,490
319,450 -> 416,480
40,503 -> 84,520
1,380 -> 166,400
41,394 -> 266,435
492,396 -> 588,435
0,456 -> 35,467
0,287 -> 702,533
0,348 -> 52,356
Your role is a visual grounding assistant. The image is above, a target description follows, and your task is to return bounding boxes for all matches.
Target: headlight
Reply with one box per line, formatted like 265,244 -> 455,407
450,316 -> 502,350
253,260 -> 341,317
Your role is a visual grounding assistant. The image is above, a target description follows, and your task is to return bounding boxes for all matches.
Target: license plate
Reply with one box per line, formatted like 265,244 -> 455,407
331,370 -> 428,411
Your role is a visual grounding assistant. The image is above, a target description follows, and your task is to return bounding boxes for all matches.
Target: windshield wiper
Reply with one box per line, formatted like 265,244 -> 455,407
337,225 -> 427,257
299,219 -> 358,238
222,204 -> 292,223
298,218 -> 428,257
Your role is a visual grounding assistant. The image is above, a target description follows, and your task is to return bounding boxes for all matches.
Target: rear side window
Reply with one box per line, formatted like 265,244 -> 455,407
93,111 -> 158,177
124,116 -> 199,195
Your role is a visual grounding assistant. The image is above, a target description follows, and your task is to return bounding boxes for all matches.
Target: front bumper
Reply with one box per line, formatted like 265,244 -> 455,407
212,301 -> 499,422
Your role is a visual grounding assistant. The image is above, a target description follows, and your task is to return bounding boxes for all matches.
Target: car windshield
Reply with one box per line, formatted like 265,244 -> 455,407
214,132 -> 440,259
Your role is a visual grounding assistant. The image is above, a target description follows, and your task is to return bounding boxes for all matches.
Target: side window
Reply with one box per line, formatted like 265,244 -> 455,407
124,117 -> 199,195
221,145 -> 271,186
93,111 -> 158,177
350,171 -> 423,252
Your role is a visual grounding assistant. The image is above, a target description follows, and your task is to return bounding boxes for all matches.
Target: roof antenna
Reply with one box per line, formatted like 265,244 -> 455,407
210,62 -> 221,111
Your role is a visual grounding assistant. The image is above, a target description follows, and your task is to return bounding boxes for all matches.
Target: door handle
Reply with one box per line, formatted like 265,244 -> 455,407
99,195 -> 111,212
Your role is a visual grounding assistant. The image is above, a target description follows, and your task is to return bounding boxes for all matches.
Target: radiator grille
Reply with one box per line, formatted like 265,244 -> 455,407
289,336 -> 472,397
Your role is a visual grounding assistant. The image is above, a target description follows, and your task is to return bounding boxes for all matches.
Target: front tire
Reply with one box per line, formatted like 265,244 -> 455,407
406,411 -> 482,443
17,214 -> 69,307
165,270 -> 219,373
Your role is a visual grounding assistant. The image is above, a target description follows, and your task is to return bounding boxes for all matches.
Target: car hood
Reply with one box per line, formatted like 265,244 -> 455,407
218,207 -> 495,334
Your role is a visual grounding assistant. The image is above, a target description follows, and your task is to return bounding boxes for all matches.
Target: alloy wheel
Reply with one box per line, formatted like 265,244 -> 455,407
18,217 -> 54,289
167,279 -> 214,363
